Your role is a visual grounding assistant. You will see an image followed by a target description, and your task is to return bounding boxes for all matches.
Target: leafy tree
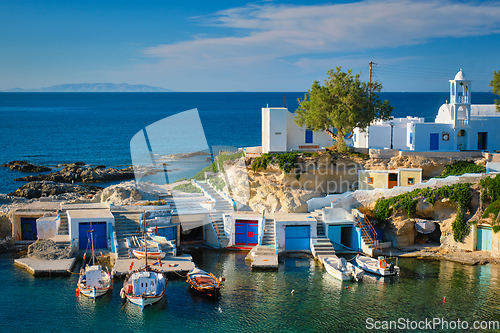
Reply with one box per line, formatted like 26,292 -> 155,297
490,70 -> 500,112
294,67 -> 393,152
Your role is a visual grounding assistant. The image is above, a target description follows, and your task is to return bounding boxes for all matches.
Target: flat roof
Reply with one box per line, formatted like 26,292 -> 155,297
61,203 -> 110,210
15,201 -> 62,212
67,209 -> 114,219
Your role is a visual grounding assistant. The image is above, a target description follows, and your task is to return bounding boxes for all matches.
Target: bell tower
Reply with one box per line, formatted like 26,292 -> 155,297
449,69 -> 472,128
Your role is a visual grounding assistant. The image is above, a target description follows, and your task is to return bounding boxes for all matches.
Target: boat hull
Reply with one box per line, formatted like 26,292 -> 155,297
186,268 -> 221,297
324,257 -> 364,281
355,255 -> 400,276
77,265 -> 112,299
122,269 -> 167,308
132,250 -> 165,260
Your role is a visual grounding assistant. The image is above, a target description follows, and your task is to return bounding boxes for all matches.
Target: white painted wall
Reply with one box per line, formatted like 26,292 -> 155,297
413,123 -> 454,151
67,210 -> 115,247
275,218 -> 317,253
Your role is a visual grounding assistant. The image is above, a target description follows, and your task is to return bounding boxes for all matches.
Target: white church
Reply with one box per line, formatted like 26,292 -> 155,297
261,69 -> 500,153
353,69 -> 500,152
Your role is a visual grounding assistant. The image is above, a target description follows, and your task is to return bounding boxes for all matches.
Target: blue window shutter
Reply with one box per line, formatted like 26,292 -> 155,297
305,129 -> 313,143
410,132 -> 413,144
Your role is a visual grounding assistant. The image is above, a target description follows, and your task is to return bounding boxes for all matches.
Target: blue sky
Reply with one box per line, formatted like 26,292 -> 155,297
1,0 -> 500,92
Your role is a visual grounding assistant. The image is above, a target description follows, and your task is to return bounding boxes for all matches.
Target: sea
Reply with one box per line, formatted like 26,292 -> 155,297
0,92 -> 497,195
1,251 -> 500,333
1,92 -> 499,332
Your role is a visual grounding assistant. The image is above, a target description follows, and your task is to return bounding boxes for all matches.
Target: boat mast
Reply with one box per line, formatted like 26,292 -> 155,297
143,212 -> 148,267
90,222 -> 95,266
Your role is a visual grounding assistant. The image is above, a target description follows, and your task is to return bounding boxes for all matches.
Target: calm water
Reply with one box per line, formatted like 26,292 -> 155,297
1,251 -> 499,332
0,92 -> 497,194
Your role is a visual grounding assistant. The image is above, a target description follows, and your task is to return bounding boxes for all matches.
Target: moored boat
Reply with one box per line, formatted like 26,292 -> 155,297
76,224 -> 112,300
120,213 -> 167,308
323,257 -> 364,281
355,255 -> 400,276
186,267 -> 221,297
132,248 -> 165,260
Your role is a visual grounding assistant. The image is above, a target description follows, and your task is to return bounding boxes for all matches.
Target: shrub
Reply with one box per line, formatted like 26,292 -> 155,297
438,160 -> 485,178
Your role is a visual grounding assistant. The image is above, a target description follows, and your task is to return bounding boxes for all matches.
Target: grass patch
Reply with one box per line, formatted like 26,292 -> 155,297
251,152 -> 299,174
173,183 -> 202,194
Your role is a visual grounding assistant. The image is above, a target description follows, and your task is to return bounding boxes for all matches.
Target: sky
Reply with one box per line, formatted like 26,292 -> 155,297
1,0 -> 500,92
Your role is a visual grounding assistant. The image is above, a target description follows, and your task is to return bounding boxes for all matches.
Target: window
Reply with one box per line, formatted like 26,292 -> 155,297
305,129 -> 313,143
407,178 -> 415,185
366,177 -> 373,184
409,132 -> 413,144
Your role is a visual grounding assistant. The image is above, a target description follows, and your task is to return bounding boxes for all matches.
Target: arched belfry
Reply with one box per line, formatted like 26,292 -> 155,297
449,69 -> 471,129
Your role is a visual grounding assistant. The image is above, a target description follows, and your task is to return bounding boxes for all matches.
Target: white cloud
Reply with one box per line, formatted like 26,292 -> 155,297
137,0 -> 500,91
144,0 -> 500,61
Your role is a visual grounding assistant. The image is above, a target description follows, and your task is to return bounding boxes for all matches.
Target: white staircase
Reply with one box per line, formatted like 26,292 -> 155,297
311,211 -> 336,259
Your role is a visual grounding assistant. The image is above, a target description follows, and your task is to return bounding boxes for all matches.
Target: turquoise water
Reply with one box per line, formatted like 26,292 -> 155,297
1,251 -> 499,332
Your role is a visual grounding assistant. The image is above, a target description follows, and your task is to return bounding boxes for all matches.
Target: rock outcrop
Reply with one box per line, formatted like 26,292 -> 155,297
27,239 -> 72,260
2,161 -> 51,173
9,181 -> 103,199
14,163 -> 135,183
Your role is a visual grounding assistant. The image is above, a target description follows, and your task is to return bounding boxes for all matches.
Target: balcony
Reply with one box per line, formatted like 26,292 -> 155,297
457,95 -> 469,104
456,119 -> 468,128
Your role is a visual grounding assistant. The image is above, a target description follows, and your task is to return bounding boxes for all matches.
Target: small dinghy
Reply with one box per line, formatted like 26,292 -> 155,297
186,267 -> 222,297
323,257 -> 364,281
355,255 -> 400,276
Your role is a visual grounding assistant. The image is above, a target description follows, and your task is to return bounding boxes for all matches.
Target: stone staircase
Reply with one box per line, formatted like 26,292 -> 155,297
311,211 -> 336,259
57,212 -> 69,235
112,212 -> 142,258
196,181 -> 234,248
261,219 -> 275,247
354,214 -> 383,257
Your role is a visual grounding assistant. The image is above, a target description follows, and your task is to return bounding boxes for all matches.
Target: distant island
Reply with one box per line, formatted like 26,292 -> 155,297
2,83 -> 173,92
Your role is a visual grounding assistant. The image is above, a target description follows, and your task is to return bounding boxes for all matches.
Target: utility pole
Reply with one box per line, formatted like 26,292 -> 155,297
369,61 -> 376,97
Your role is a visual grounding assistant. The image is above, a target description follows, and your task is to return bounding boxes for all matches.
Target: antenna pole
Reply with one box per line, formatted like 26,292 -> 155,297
368,61 -> 377,97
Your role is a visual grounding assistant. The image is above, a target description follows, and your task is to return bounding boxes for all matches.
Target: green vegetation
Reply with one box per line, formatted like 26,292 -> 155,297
480,175 -> 500,231
209,176 -> 226,192
251,152 -> 299,174
373,183 -> 473,242
348,151 -> 370,159
142,199 -> 169,206
302,151 -> 320,158
294,67 -> 392,152
438,160 -> 485,178
214,151 -> 244,173
173,183 -> 202,194
191,163 -> 216,181
490,70 -> 500,112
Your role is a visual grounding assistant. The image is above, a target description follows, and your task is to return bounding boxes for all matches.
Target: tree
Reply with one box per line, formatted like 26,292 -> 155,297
294,67 -> 393,152
490,70 -> 500,112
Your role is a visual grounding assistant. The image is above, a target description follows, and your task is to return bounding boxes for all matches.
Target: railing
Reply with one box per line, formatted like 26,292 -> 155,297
354,214 -> 379,251
456,119 -> 468,128
458,95 -> 469,104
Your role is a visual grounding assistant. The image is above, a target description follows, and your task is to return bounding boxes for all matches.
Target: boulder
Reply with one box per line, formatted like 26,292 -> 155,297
9,181 -> 103,199
15,164 -> 135,183
2,160 -> 51,173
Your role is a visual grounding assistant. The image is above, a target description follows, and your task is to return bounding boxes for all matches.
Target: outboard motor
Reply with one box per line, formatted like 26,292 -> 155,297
388,262 -> 395,273
339,257 -> 347,271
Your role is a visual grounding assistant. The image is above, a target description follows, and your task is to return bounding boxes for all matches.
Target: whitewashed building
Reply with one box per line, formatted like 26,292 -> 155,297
262,107 -> 334,153
353,69 -> 500,152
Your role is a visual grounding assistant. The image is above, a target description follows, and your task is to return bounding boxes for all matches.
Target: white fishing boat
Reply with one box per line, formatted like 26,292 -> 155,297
132,247 -> 165,260
76,224 -> 112,299
120,214 -> 167,308
120,267 -> 167,308
355,255 -> 400,276
323,257 -> 364,281
415,219 -> 436,234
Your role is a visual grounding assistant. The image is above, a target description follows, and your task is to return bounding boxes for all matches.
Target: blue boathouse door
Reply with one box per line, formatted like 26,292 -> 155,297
21,217 -> 38,240
235,219 -> 259,246
477,226 -> 492,251
79,222 -> 107,250
285,225 -> 310,251
430,133 -> 439,150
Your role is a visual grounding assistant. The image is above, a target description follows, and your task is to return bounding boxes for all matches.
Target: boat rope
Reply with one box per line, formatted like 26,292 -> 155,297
67,269 -> 80,275
173,270 -> 187,278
